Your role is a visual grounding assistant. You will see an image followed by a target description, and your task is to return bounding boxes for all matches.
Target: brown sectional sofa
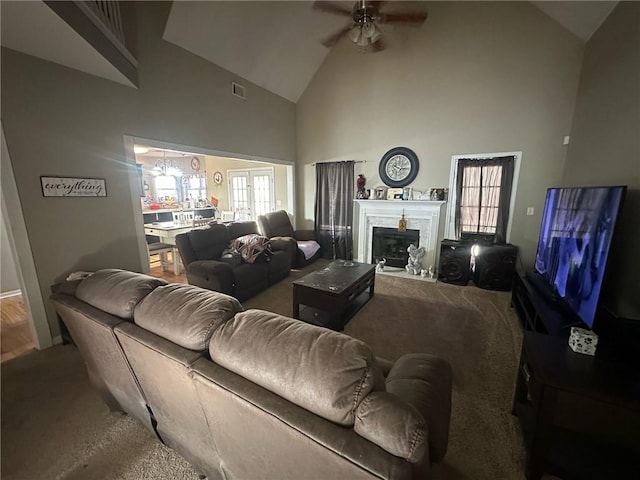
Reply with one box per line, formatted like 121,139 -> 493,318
175,221 -> 291,301
51,269 -> 453,480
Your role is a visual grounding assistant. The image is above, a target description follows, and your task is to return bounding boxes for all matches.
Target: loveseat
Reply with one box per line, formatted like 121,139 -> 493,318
51,269 -> 453,480
175,221 -> 291,301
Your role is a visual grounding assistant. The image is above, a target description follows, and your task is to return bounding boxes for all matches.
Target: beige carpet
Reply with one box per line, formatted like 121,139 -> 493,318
2,261 -> 528,479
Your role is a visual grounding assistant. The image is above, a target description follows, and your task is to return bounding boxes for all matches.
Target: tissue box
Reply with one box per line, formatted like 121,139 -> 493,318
568,327 -> 598,356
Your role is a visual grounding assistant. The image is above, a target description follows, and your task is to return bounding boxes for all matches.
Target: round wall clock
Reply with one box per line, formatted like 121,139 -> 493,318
379,147 -> 419,188
213,171 -> 223,185
190,157 -> 201,171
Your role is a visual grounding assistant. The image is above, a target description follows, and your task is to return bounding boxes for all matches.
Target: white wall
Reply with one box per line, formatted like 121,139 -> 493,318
296,1 -> 585,267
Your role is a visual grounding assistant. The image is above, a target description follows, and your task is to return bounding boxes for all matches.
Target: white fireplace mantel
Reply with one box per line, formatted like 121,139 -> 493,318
354,200 -> 447,272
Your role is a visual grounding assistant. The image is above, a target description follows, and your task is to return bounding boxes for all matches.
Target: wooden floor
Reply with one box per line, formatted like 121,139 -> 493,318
148,252 -> 187,284
1,295 -> 35,363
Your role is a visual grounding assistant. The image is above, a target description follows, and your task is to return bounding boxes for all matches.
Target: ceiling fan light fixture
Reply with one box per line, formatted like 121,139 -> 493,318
369,24 -> 382,43
356,32 -> 370,47
361,19 -> 375,38
348,25 -> 362,43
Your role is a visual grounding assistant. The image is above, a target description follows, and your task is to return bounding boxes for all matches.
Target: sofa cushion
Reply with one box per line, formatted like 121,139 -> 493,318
219,248 -> 242,267
134,284 -> 243,352
354,391 -> 428,463
208,309 -> 383,426
186,225 -> 230,261
231,234 -> 271,263
75,269 -> 166,320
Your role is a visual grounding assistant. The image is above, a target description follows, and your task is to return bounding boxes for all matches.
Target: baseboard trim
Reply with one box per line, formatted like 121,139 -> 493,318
0,289 -> 21,299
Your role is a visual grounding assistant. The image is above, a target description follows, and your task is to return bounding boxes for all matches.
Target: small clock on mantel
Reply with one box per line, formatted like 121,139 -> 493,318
379,147 -> 419,188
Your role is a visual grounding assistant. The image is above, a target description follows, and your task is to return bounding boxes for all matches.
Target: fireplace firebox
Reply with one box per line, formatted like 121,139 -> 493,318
372,227 -> 420,268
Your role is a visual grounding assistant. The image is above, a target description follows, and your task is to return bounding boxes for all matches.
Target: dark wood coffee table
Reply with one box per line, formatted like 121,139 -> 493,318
292,260 -> 375,331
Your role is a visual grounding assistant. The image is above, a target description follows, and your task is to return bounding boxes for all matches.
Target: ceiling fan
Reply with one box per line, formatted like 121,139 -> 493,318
314,1 -> 428,52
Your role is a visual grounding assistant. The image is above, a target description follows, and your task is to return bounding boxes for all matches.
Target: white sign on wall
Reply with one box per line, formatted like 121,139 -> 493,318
40,176 -> 107,197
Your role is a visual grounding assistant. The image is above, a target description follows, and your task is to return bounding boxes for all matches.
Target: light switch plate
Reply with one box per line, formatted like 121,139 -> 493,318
527,207 -> 535,216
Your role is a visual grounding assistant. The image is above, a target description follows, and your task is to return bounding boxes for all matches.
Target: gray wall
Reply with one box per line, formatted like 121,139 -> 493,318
562,2 -> 640,318
296,1 -> 585,267
1,2 -> 295,336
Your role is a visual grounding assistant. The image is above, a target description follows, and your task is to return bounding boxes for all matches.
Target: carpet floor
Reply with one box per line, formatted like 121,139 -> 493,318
1,261 -> 530,479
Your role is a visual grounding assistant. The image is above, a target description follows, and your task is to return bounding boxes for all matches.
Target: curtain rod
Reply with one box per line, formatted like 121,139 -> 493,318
311,160 -> 367,166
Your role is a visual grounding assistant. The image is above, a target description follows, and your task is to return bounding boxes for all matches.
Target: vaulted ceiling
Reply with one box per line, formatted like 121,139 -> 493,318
1,1 -> 618,102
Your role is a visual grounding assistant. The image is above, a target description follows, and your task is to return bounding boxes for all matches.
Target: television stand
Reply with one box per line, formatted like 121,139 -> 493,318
513,331 -> 640,479
511,270 -> 578,335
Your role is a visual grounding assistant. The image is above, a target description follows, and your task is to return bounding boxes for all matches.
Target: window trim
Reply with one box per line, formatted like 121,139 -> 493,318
445,151 -> 522,243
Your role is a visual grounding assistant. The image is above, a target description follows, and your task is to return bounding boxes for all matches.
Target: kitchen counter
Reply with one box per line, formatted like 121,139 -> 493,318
142,207 -> 215,214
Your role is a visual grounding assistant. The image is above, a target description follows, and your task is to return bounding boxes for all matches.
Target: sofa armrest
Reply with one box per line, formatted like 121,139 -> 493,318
186,260 -> 234,296
268,236 -> 297,268
294,229 -> 316,241
385,354 -> 452,463
354,391 -> 428,463
269,236 -> 296,253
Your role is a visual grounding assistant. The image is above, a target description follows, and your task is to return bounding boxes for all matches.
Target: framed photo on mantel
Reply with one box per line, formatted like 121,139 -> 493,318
429,188 -> 448,201
386,188 -> 404,200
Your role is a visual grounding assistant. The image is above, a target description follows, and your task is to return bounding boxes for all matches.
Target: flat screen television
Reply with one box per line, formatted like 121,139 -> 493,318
532,185 -> 626,329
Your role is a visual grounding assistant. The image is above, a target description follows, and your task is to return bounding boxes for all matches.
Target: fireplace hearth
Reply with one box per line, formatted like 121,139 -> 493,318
372,227 -> 420,268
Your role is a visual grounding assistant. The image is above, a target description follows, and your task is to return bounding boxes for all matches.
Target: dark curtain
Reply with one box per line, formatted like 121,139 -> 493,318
495,156 -> 515,243
454,155 -> 515,243
315,161 -> 354,259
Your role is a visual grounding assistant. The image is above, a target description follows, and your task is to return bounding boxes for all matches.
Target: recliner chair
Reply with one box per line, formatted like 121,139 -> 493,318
257,210 -> 321,268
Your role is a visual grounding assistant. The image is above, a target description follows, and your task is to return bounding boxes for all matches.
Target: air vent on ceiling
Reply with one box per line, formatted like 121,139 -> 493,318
231,81 -> 246,100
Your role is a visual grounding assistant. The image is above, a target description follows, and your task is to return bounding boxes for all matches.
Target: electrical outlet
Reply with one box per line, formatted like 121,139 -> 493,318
527,207 -> 535,216
563,136 -> 570,145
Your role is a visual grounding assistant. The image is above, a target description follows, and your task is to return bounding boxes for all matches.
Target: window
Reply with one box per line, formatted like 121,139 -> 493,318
459,164 -> 503,235
447,153 -> 520,243
182,175 -> 207,202
155,175 -> 179,202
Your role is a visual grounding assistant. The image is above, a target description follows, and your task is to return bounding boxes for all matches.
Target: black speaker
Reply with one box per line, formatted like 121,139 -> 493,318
438,240 -> 471,285
473,244 -> 518,291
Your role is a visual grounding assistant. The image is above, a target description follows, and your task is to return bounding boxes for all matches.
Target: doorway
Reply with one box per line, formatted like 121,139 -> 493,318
228,168 -> 275,220
125,136 -> 296,277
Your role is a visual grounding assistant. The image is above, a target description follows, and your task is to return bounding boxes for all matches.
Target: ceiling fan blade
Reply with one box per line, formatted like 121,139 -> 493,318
321,25 -> 352,48
312,1 -> 353,16
380,11 -> 428,24
369,1 -> 388,9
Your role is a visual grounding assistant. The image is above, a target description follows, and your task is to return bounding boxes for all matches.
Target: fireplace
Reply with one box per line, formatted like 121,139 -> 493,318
372,227 -> 420,267
354,200 -> 447,272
